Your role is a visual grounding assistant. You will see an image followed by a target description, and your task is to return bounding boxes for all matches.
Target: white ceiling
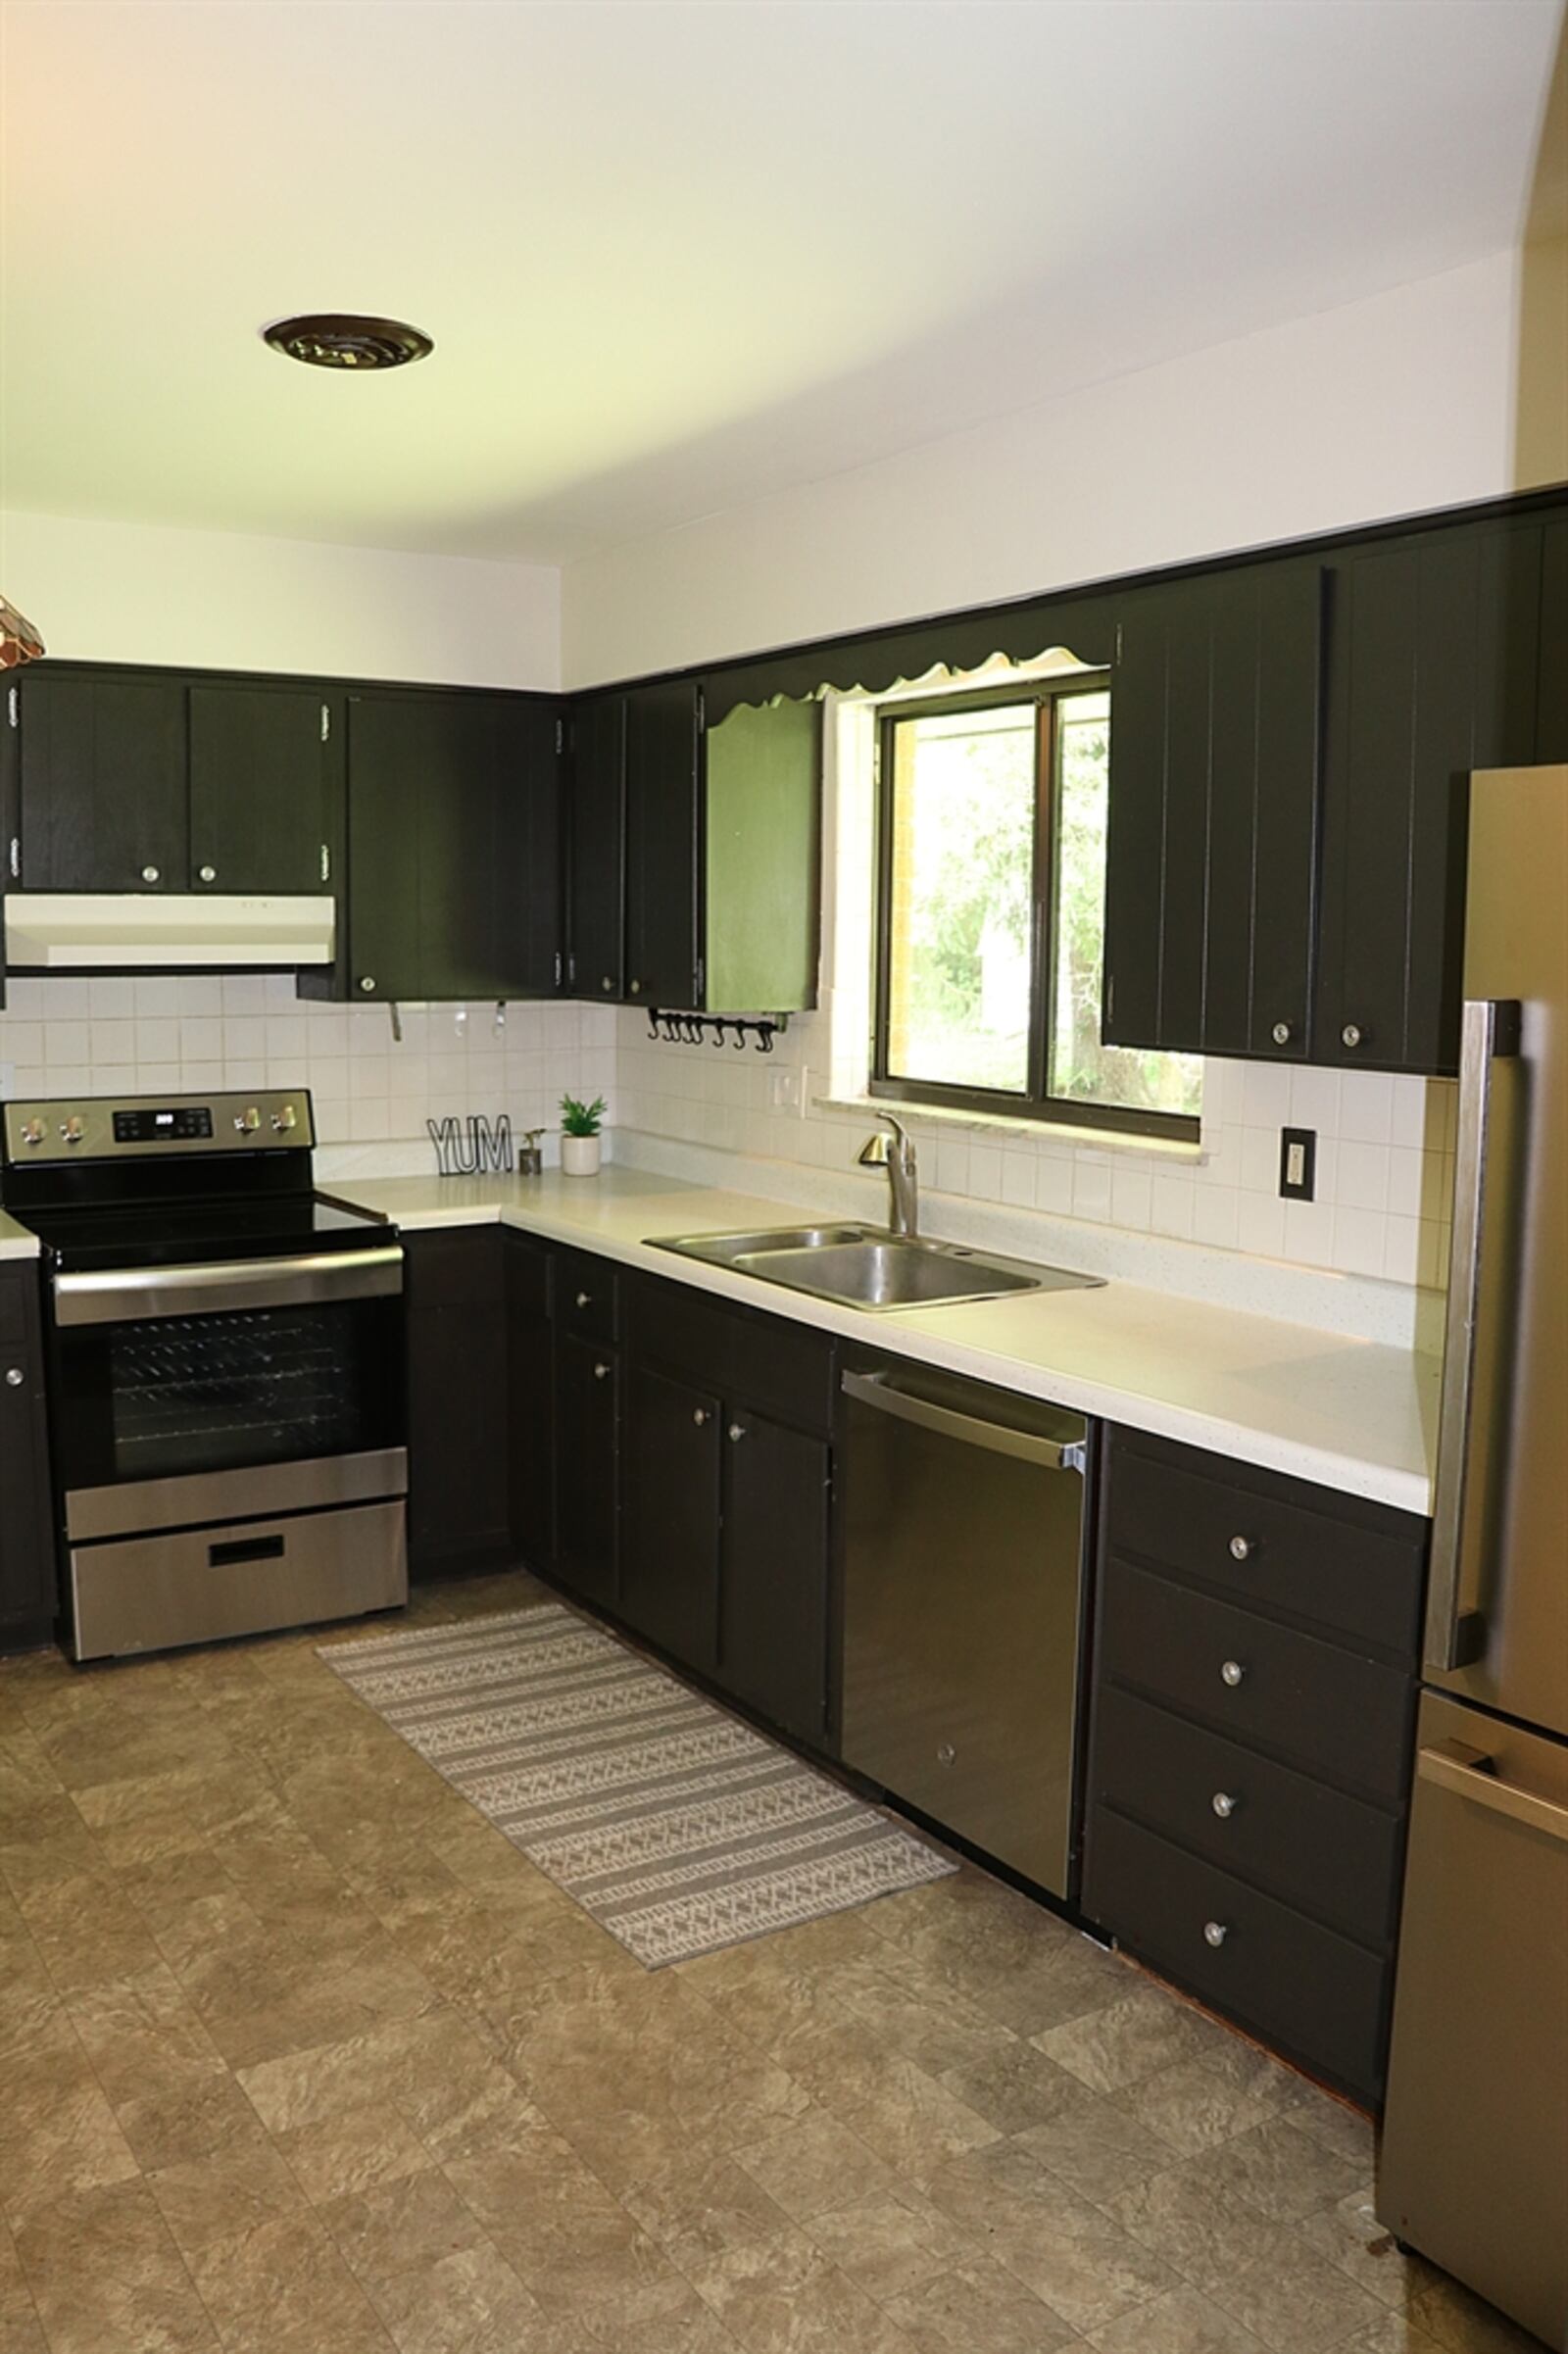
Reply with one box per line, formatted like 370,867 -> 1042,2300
1,0 -> 1561,565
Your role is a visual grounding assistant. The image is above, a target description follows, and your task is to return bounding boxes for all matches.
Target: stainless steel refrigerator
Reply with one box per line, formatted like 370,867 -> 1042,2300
1378,765 -> 1568,2351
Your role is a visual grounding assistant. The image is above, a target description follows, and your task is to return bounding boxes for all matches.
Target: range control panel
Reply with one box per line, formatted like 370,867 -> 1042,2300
1,1092 -> 316,1164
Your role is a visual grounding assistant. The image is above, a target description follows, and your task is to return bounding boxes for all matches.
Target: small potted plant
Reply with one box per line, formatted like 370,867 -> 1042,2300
559,1093 -> 607,1177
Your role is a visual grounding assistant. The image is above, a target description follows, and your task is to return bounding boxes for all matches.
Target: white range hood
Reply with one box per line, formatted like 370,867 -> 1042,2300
2,893 -> 336,969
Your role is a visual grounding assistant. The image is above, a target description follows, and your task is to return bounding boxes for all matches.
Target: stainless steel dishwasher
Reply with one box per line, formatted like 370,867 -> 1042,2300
838,1355 -> 1090,1896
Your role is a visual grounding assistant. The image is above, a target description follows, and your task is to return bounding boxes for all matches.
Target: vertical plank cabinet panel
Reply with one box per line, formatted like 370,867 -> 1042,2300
1539,513 -> 1568,761
15,670 -> 187,892
554,1334 -> 620,1609
719,1410 -> 830,1744
405,1230 -> 511,1576
505,1232 -> 555,1574
0,1264 -> 58,1639
342,692 -> 561,1003
1317,520 -> 1543,1074
566,695 -> 626,1002
1103,564 -> 1321,1059
188,684 -> 333,895
623,680 -> 702,1008
621,1360 -> 722,1668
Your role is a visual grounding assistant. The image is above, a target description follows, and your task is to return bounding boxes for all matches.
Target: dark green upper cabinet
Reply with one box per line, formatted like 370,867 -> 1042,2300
188,684 -> 334,896
340,690 -> 561,1003
624,679 -> 704,1006
1102,562 -> 1324,1062
1538,512 -> 1568,762
1315,518 -> 1544,1075
11,668 -> 187,892
580,680 -> 820,1013
565,694 -> 626,1002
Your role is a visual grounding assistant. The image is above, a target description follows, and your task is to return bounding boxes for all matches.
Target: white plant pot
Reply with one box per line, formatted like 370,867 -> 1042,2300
561,1134 -> 602,1177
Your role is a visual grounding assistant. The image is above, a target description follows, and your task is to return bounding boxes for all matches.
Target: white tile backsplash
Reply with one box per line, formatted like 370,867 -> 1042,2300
0,974 -> 617,1163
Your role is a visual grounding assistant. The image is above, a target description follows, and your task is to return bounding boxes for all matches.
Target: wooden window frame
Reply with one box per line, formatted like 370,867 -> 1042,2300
869,676 -> 1200,1143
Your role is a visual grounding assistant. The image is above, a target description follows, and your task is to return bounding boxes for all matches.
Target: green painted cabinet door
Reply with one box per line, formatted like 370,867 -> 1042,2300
704,698 -> 820,1014
16,669 -> 187,893
188,683 -> 334,895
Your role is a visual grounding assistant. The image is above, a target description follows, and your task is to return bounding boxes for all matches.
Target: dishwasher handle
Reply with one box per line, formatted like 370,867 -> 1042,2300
841,1368 -> 1087,1473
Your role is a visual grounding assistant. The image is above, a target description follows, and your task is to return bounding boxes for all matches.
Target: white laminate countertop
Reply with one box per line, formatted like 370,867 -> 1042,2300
328,1167 -> 1440,1516
0,1212 -> 39,1261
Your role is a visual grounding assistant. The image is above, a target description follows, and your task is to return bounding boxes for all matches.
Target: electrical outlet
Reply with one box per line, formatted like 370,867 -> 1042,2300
767,1065 -> 802,1114
1280,1126 -> 1316,1201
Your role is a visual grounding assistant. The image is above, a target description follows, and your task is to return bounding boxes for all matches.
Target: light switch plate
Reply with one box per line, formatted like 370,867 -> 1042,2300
1280,1125 -> 1316,1201
767,1065 -> 802,1114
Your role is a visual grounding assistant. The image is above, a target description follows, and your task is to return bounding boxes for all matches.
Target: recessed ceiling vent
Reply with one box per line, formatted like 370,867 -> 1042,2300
263,314 -> 433,370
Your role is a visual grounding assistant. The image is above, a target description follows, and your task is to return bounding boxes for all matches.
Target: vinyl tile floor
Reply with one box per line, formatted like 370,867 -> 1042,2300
0,1571 -> 1538,2354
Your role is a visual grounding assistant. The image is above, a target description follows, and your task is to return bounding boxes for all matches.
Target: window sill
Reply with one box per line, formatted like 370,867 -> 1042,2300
815,1093 -> 1208,1165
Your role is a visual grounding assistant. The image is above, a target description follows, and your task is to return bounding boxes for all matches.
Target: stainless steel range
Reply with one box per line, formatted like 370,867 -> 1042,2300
0,1090 -> 408,1660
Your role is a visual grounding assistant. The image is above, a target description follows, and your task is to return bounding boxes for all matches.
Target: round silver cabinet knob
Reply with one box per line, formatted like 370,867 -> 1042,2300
602,976 -> 613,993
1211,1791 -> 1238,1820
1203,1920 -> 1230,1948
593,1361 -> 611,1382
4,1366 -> 23,1388
936,1742 -> 956,1767
198,863 -> 217,883
575,1291 -> 591,1308
1341,1022 -> 1362,1050
727,1422 -> 746,1443
359,976 -> 377,994
1229,1534 -> 1254,1562
1271,1021 -> 1292,1047
140,864 -> 161,884
692,1407 -> 710,1427
1220,1658 -> 1246,1689
629,979 -> 642,996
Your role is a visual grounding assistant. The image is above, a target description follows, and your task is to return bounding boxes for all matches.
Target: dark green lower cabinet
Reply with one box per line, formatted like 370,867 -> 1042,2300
504,1233 -> 555,1573
621,1361 -> 723,1669
405,1231 -> 510,1578
0,1264 -> 57,1642
719,1411 -> 830,1743
553,1335 -> 620,1610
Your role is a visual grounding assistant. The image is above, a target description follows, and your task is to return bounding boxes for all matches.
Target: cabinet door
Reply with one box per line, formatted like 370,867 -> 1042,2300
0,1266 -> 57,1634
505,1232 -> 555,1572
188,684 -> 333,895
719,1409 -> 830,1742
554,1334 -> 619,1609
621,1359 -> 721,1668
1538,512 -> 1568,762
406,1230 -> 510,1575
1103,563 -> 1322,1060
1316,520 -> 1543,1074
17,670 -> 187,891
346,693 -> 562,1002
624,680 -> 702,1008
566,695 -> 626,1002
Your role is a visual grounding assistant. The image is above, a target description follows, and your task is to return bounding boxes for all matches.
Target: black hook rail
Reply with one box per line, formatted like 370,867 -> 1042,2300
644,1009 -> 782,1054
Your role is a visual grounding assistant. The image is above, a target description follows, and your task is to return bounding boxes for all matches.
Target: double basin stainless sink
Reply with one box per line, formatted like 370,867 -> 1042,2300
654,1221 -> 1101,1311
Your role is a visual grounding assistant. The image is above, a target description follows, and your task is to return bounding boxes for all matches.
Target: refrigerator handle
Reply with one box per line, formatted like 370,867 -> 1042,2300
1427,996 -> 1522,1676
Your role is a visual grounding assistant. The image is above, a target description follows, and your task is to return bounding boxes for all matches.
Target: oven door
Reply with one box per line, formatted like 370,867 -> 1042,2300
49,1245 -> 407,1541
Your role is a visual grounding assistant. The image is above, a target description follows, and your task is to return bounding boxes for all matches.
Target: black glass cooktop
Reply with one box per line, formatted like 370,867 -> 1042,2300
15,1195 -> 390,1273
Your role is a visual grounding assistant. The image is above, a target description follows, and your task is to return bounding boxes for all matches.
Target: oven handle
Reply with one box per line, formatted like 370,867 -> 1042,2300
53,1245 -> 404,1326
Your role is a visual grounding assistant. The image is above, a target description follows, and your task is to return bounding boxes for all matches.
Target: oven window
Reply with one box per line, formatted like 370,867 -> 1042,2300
54,1297 -> 404,1492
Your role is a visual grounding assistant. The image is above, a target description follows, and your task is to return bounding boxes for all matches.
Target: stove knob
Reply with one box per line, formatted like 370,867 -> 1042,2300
19,1118 -> 45,1148
60,1116 -> 85,1147
232,1105 -> 262,1135
270,1104 -> 297,1134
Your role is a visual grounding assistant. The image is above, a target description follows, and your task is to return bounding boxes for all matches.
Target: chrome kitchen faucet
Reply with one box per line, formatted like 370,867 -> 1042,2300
858,1111 -> 919,1238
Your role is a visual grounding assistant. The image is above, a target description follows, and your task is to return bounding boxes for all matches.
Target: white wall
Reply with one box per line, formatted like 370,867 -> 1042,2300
562,250 -> 1531,685
0,511 -> 561,690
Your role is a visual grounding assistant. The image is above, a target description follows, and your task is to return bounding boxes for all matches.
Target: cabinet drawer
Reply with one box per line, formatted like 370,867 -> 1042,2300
558,1251 -> 618,1344
1091,1685 -> 1404,1950
1101,1557 -> 1414,1803
1107,1432 -> 1426,1660
629,1277 -> 835,1435
1083,1805 -> 1391,2101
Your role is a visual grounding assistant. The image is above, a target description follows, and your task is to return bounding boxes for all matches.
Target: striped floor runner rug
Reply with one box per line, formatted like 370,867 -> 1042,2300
319,1603 -> 956,1967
